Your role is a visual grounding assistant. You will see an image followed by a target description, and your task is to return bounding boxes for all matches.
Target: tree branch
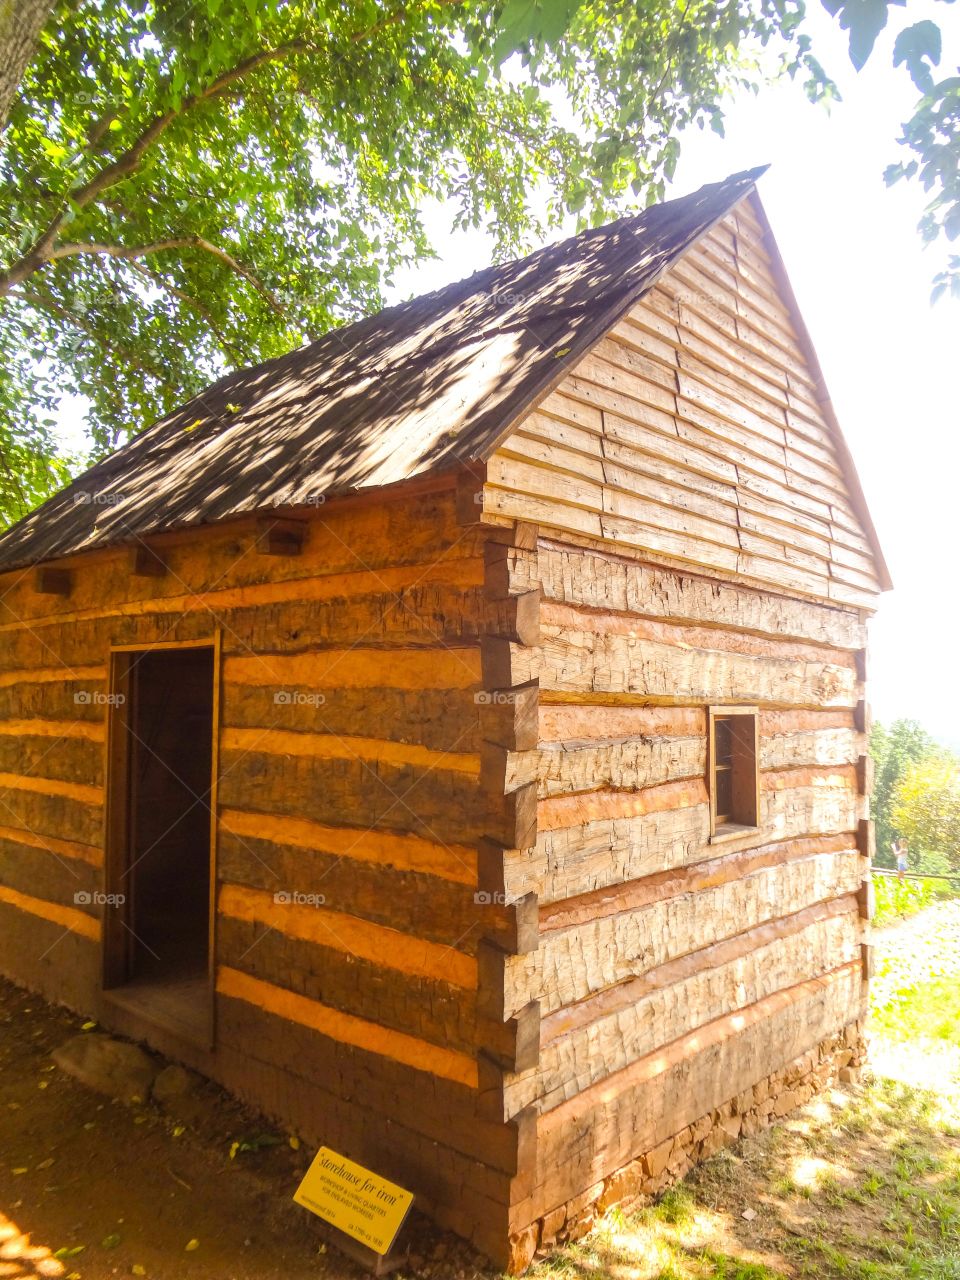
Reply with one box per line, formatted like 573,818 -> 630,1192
9,284 -> 170,383
123,256 -> 249,363
0,1 -> 456,296
46,234 -> 289,317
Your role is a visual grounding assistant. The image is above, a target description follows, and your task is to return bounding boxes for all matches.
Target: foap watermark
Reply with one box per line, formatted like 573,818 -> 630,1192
74,690 -> 125,706
474,890 -> 526,906
74,891 -> 125,907
273,890 -> 326,907
273,689 -> 326,707
270,493 -> 326,507
73,691 -> 124,711
73,489 -> 124,507
489,289 -> 528,306
474,690 -> 521,705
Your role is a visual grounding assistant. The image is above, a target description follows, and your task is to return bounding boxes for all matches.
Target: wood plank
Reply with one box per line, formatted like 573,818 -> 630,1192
535,606 -> 858,706
532,546 -> 865,649
220,808 -> 475,884
523,962 -> 864,1220
218,915 -> 477,1056
500,847 -> 862,1017
502,901 -> 861,1115
219,884 -> 480,987
217,966 -> 477,1088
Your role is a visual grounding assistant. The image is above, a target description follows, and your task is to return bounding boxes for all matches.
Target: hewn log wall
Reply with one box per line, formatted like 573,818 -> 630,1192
475,530 -> 872,1254
0,185 -> 883,1272
0,483 -> 534,1262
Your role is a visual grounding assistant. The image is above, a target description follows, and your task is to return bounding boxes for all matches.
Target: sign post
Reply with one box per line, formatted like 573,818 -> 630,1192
294,1147 -> 414,1274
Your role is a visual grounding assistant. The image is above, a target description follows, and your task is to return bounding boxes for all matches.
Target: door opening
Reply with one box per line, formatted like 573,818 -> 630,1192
104,643 -> 216,1043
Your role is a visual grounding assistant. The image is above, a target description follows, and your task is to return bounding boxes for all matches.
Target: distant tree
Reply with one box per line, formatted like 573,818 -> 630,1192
892,753 -> 960,874
870,718 -> 937,865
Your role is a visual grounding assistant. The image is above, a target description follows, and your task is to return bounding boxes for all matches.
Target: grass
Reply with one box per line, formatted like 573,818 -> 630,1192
525,1079 -> 960,1280
871,976 -> 960,1049
524,899 -> 960,1280
871,874 -> 957,928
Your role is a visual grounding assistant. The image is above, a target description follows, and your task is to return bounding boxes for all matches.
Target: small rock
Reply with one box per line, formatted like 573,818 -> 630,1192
152,1064 -> 200,1104
152,1064 -> 206,1124
52,1034 -> 157,1104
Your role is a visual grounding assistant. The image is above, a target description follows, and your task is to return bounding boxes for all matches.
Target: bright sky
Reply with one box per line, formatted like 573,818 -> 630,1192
385,6 -> 960,748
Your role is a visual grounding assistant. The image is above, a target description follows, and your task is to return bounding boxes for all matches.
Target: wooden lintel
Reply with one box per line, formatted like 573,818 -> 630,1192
855,648 -> 868,682
454,473 -> 486,526
483,589 -> 541,646
481,741 -> 537,796
856,876 -> 874,922
476,941 -> 511,1022
129,544 -> 167,577
477,839 -> 508,897
482,519 -> 538,550
481,636 -> 537,690
475,986 -> 541,1066
490,891 -> 539,957
255,516 -> 307,556
477,1060 -> 542,1133
34,567 -> 71,596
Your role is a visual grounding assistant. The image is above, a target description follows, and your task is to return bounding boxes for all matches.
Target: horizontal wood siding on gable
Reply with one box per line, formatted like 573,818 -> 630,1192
483,204 -> 883,611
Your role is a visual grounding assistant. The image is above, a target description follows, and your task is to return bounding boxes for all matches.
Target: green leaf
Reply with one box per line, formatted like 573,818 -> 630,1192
893,21 -> 942,93
825,0 -> 904,71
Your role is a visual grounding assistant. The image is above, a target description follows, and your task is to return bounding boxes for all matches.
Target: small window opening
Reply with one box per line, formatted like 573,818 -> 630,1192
709,707 -> 759,836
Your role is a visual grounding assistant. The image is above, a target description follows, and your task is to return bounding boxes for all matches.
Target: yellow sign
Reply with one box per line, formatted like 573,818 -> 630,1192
294,1147 -> 414,1255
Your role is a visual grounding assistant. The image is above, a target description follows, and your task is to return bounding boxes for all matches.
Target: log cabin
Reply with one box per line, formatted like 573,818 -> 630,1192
0,167 -> 888,1269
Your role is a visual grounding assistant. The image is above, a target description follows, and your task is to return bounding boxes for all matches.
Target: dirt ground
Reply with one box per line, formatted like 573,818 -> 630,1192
3,902 -> 958,1280
0,979 -> 487,1280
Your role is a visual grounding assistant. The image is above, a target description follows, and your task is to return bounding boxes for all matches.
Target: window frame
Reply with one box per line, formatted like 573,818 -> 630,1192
708,705 -> 760,841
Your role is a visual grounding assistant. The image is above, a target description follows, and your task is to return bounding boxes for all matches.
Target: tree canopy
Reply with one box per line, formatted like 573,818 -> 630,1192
892,753 -> 960,875
0,0 -> 955,527
871,717 -> 960,873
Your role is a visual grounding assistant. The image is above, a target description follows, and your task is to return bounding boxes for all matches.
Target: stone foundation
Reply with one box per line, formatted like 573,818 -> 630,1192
518,1019 -> 867,1265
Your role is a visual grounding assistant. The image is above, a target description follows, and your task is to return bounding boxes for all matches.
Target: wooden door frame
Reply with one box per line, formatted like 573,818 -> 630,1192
101,633 -> 222,1046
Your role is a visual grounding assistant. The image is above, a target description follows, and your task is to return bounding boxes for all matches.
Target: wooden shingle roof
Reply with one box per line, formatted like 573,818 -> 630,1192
0,169 -> 774,571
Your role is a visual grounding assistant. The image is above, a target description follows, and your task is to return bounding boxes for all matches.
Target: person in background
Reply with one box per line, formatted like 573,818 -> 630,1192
896,838 -> 909,881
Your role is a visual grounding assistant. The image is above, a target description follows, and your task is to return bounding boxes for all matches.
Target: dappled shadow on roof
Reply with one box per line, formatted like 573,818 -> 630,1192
0,169 -> 765,570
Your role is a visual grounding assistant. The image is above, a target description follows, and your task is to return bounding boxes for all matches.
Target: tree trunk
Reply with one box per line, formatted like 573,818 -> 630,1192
0,0 -> 54,131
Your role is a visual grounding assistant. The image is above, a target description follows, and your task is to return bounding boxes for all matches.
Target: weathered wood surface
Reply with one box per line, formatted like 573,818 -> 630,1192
501,899 -> 860,1115
500,847 -> 862,1017
501,776 -> 860,905
518,961 -> 864,1223
521,716 -> 860,799
484,207 -> 882,609
218,915 -> 478,1058
526,546 -> 865,648
0,489 -> 484,628
534,605 -> 859,705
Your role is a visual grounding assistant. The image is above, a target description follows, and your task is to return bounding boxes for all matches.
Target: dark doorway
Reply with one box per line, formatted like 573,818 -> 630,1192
104,644 -> 216,1043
